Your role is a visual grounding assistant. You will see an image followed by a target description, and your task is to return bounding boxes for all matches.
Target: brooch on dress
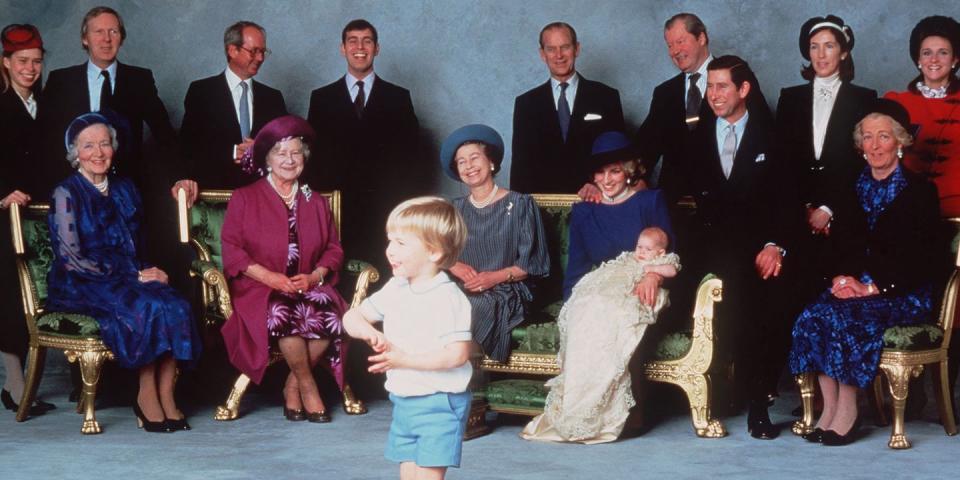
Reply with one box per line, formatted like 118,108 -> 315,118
506,201 -> 514,215
300,184 -> 312,202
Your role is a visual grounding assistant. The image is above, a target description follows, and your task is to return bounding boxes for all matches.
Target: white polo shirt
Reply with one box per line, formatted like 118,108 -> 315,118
359,271 -> 472,397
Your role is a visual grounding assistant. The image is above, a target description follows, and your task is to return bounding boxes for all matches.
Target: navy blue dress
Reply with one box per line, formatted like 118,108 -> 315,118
45,173 -> 200,369
789,167 -> 942,388
563,189 -> 674,300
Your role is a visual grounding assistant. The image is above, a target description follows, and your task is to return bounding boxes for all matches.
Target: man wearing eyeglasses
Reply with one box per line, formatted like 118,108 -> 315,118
174,20 -> 287,199
39,5 -> 177,197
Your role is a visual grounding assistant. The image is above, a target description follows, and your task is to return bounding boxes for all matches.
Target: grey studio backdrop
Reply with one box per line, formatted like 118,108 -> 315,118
2,0 -> 956,196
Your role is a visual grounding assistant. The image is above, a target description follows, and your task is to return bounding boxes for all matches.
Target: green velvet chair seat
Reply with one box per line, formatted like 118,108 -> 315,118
653,332 -> 693,361
485,379 -> 547,410
882,324 -> 944,351
35,311 -> 101,337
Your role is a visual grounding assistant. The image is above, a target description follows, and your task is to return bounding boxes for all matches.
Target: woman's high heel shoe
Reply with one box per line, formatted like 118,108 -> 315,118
306,410 -> 331,423
2,389 -> 56,415
822,416 -> 862,446
283,406 -> 306,421
167,417 -> 191,431
133,404 -> 174,433
802,427 -> 825,443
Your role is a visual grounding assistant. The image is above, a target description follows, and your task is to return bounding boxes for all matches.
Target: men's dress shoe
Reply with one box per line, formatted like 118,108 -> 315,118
306,410 -> 331,423
747,404 -> 780,440
2,389 -> 56,415
802,427 -> 824,443
283,407 -> 306,421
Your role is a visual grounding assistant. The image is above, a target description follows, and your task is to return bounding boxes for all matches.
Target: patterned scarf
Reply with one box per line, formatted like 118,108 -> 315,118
856,165 -> 907,230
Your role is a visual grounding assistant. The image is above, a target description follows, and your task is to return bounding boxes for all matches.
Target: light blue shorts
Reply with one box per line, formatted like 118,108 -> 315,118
385,391 -> 472,468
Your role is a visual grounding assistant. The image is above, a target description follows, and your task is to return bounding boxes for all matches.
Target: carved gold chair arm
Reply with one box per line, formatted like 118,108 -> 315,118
345,259 -> 380,309
191,259 -> 233,321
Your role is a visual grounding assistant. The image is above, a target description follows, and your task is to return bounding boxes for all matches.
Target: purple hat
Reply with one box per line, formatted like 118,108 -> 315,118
241,115 -> 315,176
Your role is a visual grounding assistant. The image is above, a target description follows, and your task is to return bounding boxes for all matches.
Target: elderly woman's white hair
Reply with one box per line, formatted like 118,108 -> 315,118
63,113 -> 120,169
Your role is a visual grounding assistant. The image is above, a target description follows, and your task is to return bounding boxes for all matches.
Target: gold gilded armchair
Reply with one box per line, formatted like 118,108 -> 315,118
475,193 -> 727,439
793,245 -> 960,449
176,189 -> 379,420
10,202 -> 115,434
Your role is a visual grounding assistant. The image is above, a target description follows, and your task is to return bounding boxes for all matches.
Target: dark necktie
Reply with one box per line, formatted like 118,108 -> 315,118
685,72 -> 701,130
100,70 -> 112,111
558,81 -> 571,141
354,80 -> 365,119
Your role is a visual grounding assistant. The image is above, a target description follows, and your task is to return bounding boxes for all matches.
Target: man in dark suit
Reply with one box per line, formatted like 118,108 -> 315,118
687,55 -> 802,440
306,19 -> 420,265
173,21 -> 287,201
40,6 -> 176,197
511,22 -> 624,194
636,13 -> 714,204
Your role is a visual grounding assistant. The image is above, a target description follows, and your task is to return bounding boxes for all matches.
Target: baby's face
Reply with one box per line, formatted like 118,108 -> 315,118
634,235 -> 665,261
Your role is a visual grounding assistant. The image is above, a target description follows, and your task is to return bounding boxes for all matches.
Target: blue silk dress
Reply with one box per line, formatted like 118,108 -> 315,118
45,173 -> 200,369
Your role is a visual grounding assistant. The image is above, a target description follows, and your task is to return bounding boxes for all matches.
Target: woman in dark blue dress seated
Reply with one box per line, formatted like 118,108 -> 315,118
789,100 -> 950,446
562,132 -> 674,302
441,124 -> 550,362
46,113 -> 201,432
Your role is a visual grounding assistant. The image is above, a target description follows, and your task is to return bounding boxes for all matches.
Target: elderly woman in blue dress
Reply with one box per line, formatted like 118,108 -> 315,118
440,124 -> 550,363
789,100 -> 950,446
46,113 -> 201,432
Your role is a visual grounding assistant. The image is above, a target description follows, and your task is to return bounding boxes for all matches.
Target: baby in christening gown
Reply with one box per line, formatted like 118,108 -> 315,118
521,227 -> 679,444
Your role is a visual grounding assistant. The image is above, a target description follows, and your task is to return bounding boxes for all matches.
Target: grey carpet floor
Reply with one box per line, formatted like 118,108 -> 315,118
1,364 -> 958,479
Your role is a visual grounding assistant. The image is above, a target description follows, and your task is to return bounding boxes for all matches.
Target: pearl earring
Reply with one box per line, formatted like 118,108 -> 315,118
267,166 -> 273,172
897,147 -> 903,159
918,63 -> 923,70
490,165 -> 495,172
863,153 -> 868,160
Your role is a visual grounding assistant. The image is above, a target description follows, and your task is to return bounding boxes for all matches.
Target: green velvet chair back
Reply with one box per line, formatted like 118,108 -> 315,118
10,204 -> 53,308
529,194 -> 580,322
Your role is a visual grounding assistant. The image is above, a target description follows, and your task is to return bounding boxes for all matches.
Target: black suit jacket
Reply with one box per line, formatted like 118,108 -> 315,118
688,108 -> 799,262
511,75 -> 624,193
179,72 -> 287,189
829,169 -> 949,296
635,72 -> 715,203
39,61 -> 176,195
305,75 -> 420,195
775,82 -> 876,210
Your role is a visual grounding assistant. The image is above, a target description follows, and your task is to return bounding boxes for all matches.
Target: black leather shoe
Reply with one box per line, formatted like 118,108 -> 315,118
822,417 -> 862,446
283,407 -> 306,421
747,403 -> 780,440
167,417 -> 191,431
306,410 -> 331,423
133,404 -> 175,433
2,389 -> 56,416
802,427 -> 824,443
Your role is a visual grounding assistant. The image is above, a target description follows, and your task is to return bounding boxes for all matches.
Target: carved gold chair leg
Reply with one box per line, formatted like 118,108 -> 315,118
16,345 -> 46,422
67,349 -> 111,434
932,360 -> 958,435
214,373 -> 252,421
678,374 -> 726,438
341,384 -> 367,415
791,373 -> 815,436
879,363 -> 924,449
871,375 -> 889,426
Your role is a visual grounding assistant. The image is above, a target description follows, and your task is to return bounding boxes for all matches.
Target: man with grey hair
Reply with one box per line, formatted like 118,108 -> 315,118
174,20 -> 287,200
40,5 -> 176,197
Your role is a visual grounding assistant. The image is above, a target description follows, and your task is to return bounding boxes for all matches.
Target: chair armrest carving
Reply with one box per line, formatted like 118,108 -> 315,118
192,260 -> 233,321
345,259 -> 380,309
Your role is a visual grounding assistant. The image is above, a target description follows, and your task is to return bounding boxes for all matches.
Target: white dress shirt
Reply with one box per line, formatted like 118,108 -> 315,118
86,60 -> 117,112
812,72 -> 841,160
685,55 -> 712,100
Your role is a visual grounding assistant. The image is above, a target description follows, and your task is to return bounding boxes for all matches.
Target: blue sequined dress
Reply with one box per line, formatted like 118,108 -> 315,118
789,167 -> 936,388
45,173 -> 201,369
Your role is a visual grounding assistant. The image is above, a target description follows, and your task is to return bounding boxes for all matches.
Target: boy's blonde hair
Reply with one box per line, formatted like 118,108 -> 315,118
386,196 -> 467,269
640,226 -> 669,250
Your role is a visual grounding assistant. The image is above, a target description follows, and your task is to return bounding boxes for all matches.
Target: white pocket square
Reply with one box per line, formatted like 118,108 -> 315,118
583,113 -> 602,121
755,153 -> 766,163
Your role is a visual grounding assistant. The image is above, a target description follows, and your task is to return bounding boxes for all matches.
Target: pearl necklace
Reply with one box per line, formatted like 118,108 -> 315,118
470,184 -> 499,209
601,188 -> 631,204
93,177 -> 109,195
267,174 -> 298,208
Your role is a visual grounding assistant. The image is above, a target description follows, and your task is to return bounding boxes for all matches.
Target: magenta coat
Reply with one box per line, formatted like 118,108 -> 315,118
221,179 -> 347,384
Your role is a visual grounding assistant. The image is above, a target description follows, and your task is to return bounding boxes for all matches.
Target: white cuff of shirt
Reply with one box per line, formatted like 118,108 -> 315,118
816,205 -> 834,217
763,242 -> 786,257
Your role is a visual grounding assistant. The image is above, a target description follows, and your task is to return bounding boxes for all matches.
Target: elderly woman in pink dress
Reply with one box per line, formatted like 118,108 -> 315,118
221,115 -> 347,423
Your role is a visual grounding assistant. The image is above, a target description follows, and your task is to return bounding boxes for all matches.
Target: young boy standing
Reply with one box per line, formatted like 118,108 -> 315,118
344,196 -> 472,480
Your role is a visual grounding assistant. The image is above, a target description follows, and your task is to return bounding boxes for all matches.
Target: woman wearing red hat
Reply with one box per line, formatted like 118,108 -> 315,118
222,115 -> 348,423
0,23 -> 56,416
